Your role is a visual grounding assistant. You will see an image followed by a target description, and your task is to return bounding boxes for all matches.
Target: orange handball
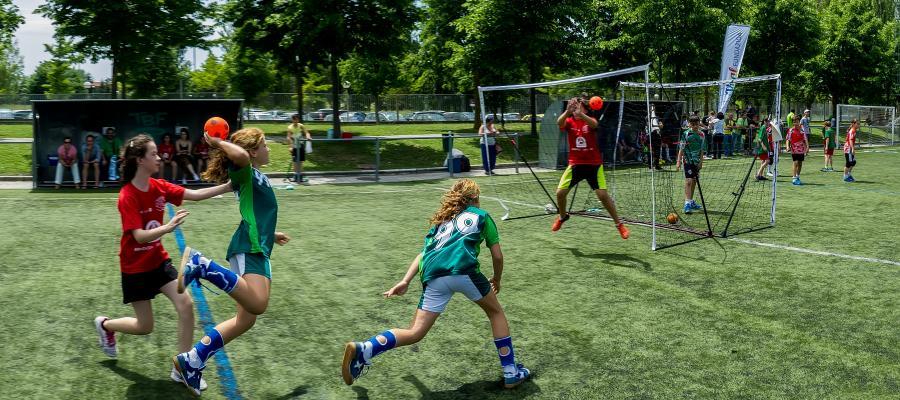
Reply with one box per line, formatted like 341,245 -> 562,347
667,212 -> 678,224
204,116 -> 230,140
589,96 -> 604,111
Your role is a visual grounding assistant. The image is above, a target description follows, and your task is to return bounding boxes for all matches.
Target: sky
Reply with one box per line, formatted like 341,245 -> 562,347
12,0 -> 214,82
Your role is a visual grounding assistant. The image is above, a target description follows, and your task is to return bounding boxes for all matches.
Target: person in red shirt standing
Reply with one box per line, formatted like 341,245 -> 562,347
551,97 -> 629,239
92,134 -> 232,390
157,133 -> 177,181
843,119 -> 858,182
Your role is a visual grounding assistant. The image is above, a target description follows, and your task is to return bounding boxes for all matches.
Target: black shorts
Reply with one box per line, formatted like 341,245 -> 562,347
291,145 -> 307,162
845,152 -> 857,167
791,153 -> 805,162
683,163 -> 699,179
121,259 -> 177,304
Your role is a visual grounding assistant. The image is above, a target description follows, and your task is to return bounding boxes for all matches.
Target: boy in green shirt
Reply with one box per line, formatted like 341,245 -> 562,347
341,179 -> 531,389
821,121 -> 836,172
676,115 -> 705,214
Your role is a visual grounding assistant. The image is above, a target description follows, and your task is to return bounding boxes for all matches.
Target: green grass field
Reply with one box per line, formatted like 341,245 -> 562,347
1,148 -> 898,399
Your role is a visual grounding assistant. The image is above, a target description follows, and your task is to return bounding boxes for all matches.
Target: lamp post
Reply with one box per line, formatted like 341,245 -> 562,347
342,80 -> 351,111
83,81 -> 92,99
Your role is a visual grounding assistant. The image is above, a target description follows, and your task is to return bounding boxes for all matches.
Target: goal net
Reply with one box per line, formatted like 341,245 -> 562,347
836,104 -> 896,146
477,69 -> 781,250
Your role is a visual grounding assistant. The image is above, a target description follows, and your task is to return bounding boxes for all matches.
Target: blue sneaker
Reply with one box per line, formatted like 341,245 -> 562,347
690,200 -> 702,210
172,352 -> 204,396
848,175 -> 855,182
504,363 -> 532,388
683,203 -> 693,214
177,247 -> 205,294
341,342 -> 369,385
792,178 -> 802,185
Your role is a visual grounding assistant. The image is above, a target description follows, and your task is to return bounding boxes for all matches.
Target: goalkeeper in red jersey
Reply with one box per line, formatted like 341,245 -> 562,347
551,96 -> 629,239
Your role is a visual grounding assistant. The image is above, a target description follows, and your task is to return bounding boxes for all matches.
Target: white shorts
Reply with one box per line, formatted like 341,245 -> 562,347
418,274 -> 491,313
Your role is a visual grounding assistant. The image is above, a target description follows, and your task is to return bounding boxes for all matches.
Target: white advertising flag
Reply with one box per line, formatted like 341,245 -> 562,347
718,24 -> 751,114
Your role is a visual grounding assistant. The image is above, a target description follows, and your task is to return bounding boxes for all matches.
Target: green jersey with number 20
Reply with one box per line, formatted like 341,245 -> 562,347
419,206 -> 499,284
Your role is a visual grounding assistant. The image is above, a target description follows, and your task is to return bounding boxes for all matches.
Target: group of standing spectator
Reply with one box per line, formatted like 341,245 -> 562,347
54,128 -> 210,188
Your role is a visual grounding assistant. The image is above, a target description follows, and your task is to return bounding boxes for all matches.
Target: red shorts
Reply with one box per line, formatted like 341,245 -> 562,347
824,148 -> 834,156
758,153 -> 769,161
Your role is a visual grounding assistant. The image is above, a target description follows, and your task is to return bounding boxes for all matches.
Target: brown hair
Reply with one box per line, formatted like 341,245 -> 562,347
430,179 -> 480,225
202,127 -> 266,183
119,134 -> 155,183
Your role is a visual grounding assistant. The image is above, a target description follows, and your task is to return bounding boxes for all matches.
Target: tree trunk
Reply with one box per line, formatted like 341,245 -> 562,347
296,73 -> 304,122
121,67 -> 127,99
375,95 -> 381,124
111,57 -> 117,99
330,57 -> 341,137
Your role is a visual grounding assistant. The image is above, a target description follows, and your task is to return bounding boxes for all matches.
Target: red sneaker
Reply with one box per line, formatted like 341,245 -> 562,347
617,222 -> 630,239
551,214 -> 570,232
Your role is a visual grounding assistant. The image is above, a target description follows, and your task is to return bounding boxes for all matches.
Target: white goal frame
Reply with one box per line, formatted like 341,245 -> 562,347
835,104 -> 896,146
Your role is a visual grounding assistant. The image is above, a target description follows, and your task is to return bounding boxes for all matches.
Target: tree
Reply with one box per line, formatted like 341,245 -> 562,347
743,0 -> 821,103
0,0 -> 22,45
399,0 -> 464,94
224,46 -> 277,103
226,0 -> 416,133
0,42 -> 24,95
190,54 -> 229,93
38,0 -> 210,98
0,0 -> 24,95
813,0 -> 896,112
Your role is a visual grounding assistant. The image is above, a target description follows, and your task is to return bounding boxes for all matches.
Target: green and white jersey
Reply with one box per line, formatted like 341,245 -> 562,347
227,163 -> 278,259
680,129 -> 705,165
755,126 -> 771,155
419,206 -> 499,284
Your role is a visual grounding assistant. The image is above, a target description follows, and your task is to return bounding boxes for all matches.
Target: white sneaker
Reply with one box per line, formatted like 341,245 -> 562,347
93,316 -> 118,358
171,367 -> 208,391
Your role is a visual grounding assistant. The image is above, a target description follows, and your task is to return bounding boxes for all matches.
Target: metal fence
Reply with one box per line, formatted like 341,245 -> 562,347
0,91 -> 852,124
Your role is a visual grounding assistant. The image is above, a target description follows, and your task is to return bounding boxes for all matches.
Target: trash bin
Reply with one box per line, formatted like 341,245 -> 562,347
449,157 -> 463,173
327,128 -> 335,139
441,133 -> 453,153
341,132 -> 353,139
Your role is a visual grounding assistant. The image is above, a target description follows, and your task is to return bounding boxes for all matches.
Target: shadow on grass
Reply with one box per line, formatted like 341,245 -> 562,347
402,374 -> 540,399
100,360 -> 197,400
273,385 -> 310,399
564,248 -> 652,271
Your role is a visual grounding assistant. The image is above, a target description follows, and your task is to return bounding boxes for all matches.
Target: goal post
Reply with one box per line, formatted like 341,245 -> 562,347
836,104 -> 896,146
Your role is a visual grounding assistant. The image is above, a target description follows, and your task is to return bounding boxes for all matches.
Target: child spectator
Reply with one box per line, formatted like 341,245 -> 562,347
81,134 -> 102,189
174,128 -> 200,184
157,134 -> 177,181
100,127 -> 122,182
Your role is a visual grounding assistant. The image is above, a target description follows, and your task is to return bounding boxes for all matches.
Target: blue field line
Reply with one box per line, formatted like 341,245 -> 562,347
168,204 -> 242,400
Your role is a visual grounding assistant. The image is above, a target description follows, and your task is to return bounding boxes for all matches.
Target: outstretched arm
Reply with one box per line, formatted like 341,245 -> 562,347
384,253 -> 422,297
132,209 -> 189,243
183,182 -> 232,201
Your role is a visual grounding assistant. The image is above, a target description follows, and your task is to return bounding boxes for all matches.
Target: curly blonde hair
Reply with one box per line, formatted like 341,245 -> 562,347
202,127 -> 266,183
430,179 -> 480,225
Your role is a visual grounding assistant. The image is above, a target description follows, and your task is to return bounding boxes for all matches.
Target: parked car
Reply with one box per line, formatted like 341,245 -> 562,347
521,113 -> 544,122
407,111 -> 447,122
248,111 -> 276,120
501,112 -> 521,123
364,112 -> 399,122
324,111 -> 366,122
443,112 -> 475,122
12,110 -> 32,120
0,109 -> 13,119
308,108 -> 347,121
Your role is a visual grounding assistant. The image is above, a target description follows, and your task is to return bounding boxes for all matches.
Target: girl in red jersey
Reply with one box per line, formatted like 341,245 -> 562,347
93,134 -> 232,390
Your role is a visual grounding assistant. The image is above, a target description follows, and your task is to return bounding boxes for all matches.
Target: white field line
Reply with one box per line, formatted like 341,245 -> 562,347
728,237 -> 900,267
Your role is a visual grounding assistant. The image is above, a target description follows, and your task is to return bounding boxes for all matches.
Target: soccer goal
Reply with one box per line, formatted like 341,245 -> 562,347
836,104 -> 896,146
477,69 -> 781,250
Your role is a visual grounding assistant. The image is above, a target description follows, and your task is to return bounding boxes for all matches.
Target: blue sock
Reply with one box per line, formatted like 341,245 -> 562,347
361,330 -> 396,362
193,328 -> 224,365
494,336 -> 517,375
201,258 -> 238,293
